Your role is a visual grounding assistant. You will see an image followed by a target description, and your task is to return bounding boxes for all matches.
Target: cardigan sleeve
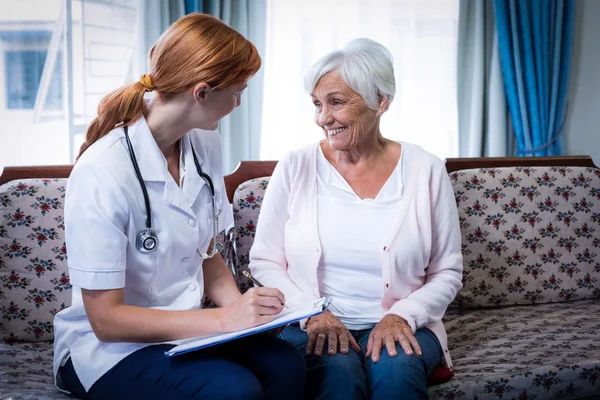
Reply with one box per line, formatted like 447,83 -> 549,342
385,164 -> 463,332
249,152 -> 314,309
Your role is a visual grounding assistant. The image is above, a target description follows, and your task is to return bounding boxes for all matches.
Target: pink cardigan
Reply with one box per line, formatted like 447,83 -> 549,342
249,142 -> 463,369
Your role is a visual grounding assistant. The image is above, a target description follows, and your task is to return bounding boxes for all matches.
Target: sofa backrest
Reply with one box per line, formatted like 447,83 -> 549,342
452,166 -> 600,307
231,166 -> 600,309
0,178 -> 235,342
0,178 -> 71,342
231,177 -> 272,293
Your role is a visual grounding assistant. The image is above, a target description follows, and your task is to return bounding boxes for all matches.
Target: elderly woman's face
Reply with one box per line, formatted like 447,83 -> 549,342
311,71 -> 379,151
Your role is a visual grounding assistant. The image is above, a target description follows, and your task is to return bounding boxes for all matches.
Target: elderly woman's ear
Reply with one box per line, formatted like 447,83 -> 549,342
377,96 -> 390,116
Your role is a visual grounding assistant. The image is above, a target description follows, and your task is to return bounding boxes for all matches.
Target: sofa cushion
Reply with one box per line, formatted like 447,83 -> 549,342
451,166 -> 600,308
232,177 -> 271,292
0,179 -> 72,342
430,299 -> 600,399
0,340 -> 69,399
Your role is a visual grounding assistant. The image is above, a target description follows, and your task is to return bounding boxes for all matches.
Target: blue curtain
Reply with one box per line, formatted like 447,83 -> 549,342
184,0 -> 267,173
494,0 -> 575,156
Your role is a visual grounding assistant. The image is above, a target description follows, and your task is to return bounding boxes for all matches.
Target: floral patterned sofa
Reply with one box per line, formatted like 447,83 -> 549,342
0,167 -> 236,399
229,157 -> 600,400
1,156 -> 600,399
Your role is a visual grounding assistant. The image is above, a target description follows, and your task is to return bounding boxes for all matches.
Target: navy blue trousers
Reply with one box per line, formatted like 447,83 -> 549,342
60,334 -> 306,400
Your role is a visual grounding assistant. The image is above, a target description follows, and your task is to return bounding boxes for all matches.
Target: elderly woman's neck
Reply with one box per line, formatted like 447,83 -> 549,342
334,135 -> 389,166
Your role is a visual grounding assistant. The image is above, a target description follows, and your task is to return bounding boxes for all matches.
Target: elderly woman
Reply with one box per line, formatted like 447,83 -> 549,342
249,38 -> 462,399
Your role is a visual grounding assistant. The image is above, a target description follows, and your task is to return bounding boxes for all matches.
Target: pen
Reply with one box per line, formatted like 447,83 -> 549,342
243,270 -> 289,309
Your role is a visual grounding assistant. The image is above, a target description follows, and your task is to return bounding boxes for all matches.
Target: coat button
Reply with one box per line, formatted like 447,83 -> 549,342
188,219 -> 196,227
188,283 -> 196,291
182,257 -> 189,263
385,283 -> 390,288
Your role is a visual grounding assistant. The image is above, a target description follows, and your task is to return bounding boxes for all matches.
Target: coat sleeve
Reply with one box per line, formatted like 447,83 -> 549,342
385,164 -> 463,332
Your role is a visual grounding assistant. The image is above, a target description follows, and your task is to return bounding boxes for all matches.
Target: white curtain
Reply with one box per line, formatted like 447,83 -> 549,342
457,0 -> 511,157
260,0 -> 459,161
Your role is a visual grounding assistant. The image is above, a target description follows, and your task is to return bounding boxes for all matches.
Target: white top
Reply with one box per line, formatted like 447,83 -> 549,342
249,141 -> 463,369
316,146 -> 403,330
53,116 -> 233,392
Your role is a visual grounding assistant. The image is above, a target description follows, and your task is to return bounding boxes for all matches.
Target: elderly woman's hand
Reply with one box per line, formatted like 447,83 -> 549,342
365,314 -> 422,362
306,311 -> 361,356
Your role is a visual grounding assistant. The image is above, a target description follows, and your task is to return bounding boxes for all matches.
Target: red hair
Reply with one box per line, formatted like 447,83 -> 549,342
78,13 -> 261,158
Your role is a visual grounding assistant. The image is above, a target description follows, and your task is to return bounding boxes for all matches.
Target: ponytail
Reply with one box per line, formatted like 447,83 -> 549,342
77,13 -> 261,159
77,80 -> 148,159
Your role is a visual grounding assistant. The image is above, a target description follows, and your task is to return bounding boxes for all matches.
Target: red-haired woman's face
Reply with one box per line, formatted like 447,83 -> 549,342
202,81 -> 248,130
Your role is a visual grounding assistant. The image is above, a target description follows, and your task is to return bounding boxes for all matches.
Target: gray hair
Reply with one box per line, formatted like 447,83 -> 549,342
304,38 -> 396,111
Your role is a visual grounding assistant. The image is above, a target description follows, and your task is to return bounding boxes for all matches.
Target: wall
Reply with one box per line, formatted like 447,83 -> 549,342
566,0 -> 600,166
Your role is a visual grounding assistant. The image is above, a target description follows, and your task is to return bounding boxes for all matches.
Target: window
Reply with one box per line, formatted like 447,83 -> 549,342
260,0 -> 459,161
5,49 -> 63,110
0,0 -> 140,167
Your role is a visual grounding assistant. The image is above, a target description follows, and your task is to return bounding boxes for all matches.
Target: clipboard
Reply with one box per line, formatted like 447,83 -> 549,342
165,297 -> 332,357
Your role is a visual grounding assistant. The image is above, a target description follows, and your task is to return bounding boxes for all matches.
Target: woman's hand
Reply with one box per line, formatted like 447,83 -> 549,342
365,314 -> 422,362
221,287 -> 285,332
306,311 -> 361,356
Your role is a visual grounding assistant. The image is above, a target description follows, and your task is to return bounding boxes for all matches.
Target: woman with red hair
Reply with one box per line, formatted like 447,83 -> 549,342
53,13 -> 305,400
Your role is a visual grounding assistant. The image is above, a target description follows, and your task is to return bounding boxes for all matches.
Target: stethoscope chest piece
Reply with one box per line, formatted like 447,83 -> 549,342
125,125 -> 223,257
136,229 -> 158,252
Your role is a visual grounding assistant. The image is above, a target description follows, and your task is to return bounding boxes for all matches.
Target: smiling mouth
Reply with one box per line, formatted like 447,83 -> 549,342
327,127 -> 347,137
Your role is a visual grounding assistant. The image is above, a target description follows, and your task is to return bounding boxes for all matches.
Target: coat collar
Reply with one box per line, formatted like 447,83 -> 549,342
126,116 -> 208,217
181,134 -> 207,205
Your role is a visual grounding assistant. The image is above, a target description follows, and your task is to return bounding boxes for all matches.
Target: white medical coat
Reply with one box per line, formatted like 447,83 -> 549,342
53,116 -> 233,392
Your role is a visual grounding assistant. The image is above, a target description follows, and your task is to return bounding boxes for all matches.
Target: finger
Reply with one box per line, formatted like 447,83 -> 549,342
406,332 -> 422,356
327,331 -> 338,355
385,335 -> 397,357
349,334 -> 361,352
253,287 -> 286,305
254,296 -> 285,311
365,334 -> 374,358
306,332 -> 317,355
338,331 -> 349,354
371,335 -> 383,362
314,332 -> 327,356
397,334 -> 414,356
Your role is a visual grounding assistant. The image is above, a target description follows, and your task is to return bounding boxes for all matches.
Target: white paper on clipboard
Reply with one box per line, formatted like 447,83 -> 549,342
165,297 -> 332,357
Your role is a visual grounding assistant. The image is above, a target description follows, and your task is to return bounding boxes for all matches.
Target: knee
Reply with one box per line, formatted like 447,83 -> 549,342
307,353 -> 367,400
315,352 -> 364,380
264,338 -> 306,379
282,341 -> 307,378
373,350 -> 428,384
265,339 -> 306,375
367,352 -> 430,399
202,370 -> 263,400
389,349 -> 426,369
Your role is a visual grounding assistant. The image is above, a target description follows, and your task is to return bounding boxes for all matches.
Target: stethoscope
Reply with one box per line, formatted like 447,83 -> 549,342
124,126 -> 224,259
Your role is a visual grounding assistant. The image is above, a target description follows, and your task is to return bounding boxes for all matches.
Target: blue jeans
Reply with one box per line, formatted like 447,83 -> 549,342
60,334 -> 306,400
280,324 -> 442,400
